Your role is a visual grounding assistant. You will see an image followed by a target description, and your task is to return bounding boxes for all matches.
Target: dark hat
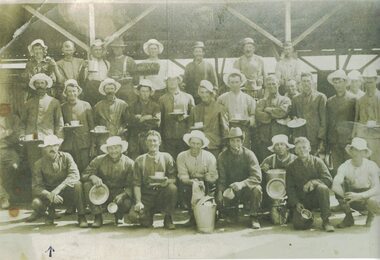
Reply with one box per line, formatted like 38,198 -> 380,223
292,208 -> 314,230
193,41 -> 205,49
226,127 -> 244,139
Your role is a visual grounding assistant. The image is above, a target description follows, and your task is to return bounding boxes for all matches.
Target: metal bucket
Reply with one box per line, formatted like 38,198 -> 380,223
193,196 -> 217,233
266,169 -> 286,200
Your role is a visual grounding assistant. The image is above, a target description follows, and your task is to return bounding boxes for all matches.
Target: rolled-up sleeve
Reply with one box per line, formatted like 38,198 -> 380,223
205,154 -> 218,183
32,161 -> 45,197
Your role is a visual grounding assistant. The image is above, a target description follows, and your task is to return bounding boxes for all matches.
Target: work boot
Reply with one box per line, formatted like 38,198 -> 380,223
164,215 -> 176,230
0,198 -> 10,209
64,206 -> 76,215
25,211 -> 41,222
337,213 -> 354,228
78,215 -> 88,228
251,216 -> 261,229
365,212 -> 374,227
322,219 -> 335,232
114,214 -> 121,225
92,214 -> 103,228
45,207 -> 55,225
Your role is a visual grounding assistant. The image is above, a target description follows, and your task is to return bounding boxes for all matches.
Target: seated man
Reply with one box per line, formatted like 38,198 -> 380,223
177,130 -> 218,226
133,130 -> 178,230
286,137 -> 334,232
217,127 -> 262,229
26,135 -> 87,227
82,136 -> 134,228
332,137 -> 380,228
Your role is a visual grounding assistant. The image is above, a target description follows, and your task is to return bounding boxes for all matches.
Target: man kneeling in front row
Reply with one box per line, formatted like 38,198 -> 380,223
26,135 -> 88,227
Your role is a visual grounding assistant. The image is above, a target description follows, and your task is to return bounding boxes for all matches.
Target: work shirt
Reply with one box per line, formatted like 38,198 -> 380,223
32,151 -> 80,197
87,58 -> 109,81
61,100 -> 94,150
177,149 -> 218,183
261,153 -> 297,172
218,147 -> 262,191
22,94 -> 64,138
94,98 -> 129,136
353,90 -> 380,139
286,155 -> 332,207
139,58 -> 168,91
82,154 -> 134,193
129,99 -> 161,133
217,91 -> 256,121
189,100 -> 229,149
133,152 -> 176,189
233,55 -> 265,84
23,58 -> 56,82
56,57 -> 85,82
275,58 -> 301,86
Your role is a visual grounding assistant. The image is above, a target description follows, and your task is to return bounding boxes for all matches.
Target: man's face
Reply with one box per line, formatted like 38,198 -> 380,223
295,142 -> 310,158
229,137 -> 243,151
111,46 -> 123,56
139,86 -> 152,101
228,75 -> 242,91
43,144 -> 60,160
62,42 -> 75,56
363,77 -> 377,91
167,78 -> 179,94
283,46 -> 293,57
104,84 -> 117,97
349,147 -> 364,160
147,44 -> 159,57
91,46 -> 104,59
243,43 -> 255,56
65,85 -> 79,101
198,87 -> 212,103
287,80 -> 298,95
189,137 -> 203,154
193,48 -> 204,59
266,78 -> 279,95
32,45 -> 44,59
350,79 -> 362,91
107,145 -> 122,160
332,78 -> 347,96
146,135 -> 161,152
34,79 -> 48,96
300,76 -> 313,95
273,143 -> 288,157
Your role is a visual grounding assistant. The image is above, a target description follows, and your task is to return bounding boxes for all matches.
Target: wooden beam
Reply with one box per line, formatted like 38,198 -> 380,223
285,0 -> 291,42
271,44 -> 280,61
23,5 -> 89,52
359,55 -> 380,71
226,6 -> 283,47
336,54 -> 340,69
298,56 -> 320,71
105,5 -> 158,47
88,3 -> 96,45
293,4 -> 342,46
169,59 -> 185,70
342,52 -> 352,70
220,57 -> 226,76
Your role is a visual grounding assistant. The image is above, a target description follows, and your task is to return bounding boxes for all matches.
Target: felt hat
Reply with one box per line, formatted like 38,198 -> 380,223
226,127 -> 244,139
362,67 -> 379,82
143,39 -> 164,55
327,69 -> 348,85
100,136 -> 128,154
98,78 -> 121,95
135,79 -> 154,91
267,134 -> 295,152
345,137 -> 372,158
347,70 -> 362,81
199,80 -> 215,93
38,135 -> 63,148
241,37 -> 255,46
29,73 -> 53,90
183,130 -> 210,148
223,69 -> 247,88
193,41 -> 205,49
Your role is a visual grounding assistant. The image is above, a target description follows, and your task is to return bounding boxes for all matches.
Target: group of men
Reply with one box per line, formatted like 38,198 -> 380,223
0,36 -> 379,232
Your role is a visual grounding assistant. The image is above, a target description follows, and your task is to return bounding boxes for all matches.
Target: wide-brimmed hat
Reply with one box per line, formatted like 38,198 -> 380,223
327,69 -> 348,85
345,137 -> 372,158
62,79 -> 83,97
135,79 -> 154,91
89,184 -> 109,205
183,130 -> 210,148
28,39 -> 48,55
267,134 -> 295,152
98,78 -> 121,95
362,67 -> 379,82
226,127 -> 244,139
193,41 -> 205,49
38,135 -> 63,148
348,70 -> 362,81
223,69 -> 247,88
29,73 -> 53,90
241,37 -> 255,46
199,80 -> 214,93
100,136 -> 128,154
91,39 -> 105,48
143,39 -> 164,55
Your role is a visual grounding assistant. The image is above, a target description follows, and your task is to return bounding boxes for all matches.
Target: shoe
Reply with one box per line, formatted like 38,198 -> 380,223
45,207 -> 55,225
164,215 -> 176,230
92,214 -> 103,228
365,213 -> 374,227
25,211 -> 40,222
140,214 -> 154,228
251,217 -> 261,229
114,214 -> 121,225
0,198 -> 10,209
323,220 -> 335,232
78,215 -> 89,228
337,214 -> 354,228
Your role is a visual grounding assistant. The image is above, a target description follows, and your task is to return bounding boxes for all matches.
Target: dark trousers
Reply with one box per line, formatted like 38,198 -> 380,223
64,147 -> 90,173
182,181 -> 216,210
163,139 -> 187,160
329,143 -> 350,177
140,183 -> 178,217
83,80 -> 103,107
32,182 -> 86,215
337,187 -> 380,216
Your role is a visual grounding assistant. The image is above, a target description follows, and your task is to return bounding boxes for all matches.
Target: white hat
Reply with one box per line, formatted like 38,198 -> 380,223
362,68 -> 379,82
98,78 -> 121,95
29,73 -> 53,90
241,37 -> 255,46
28,39 -> 48,55
143,39 -> 164,55
38,135 -> 63,148
223,69 -> 247,88
100,136 -> 128,154
63,79 -> 82,97
327,69 -> 348,85
267,134 -> 295,152
183,130 -> 210,148
91,39 -> 105,48
135,79 -> 154,91
345,137 -> 372,158
199,80 -> 214,93
347,70 -> 362,81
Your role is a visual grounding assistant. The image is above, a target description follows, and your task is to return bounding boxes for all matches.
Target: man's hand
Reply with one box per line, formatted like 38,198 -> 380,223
114,194 -> 125,205
53,194 -> 64,204
230,181 -> 245,192
46,56 -> 57,67
264,107 -> 273,114
296,202 -> 304,212
90,175 -> 103,186
344,192 -> 363,204
261,163 -> 270,173
134,202 -> 144,212
303,180 -> 316,193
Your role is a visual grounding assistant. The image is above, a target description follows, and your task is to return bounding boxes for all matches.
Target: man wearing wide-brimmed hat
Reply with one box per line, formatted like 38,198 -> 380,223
217,127 -> 263,229
332,137 -> 380,228
353,67 -> 380,166
26,135 -> 88,227
177,130 -> 218,226
183,41 -> 218,104
255,75 -> 291,161
217,69 -> 256,149
82,136 -> 134,228
326,69 -> 356,176
261,134 -> 296,172
128,79 -> 161,159
347,70 -> 365,99
61,79 -> 95,172
21,73 -> 64,170
233,37 -> 266,98
189,80 -> 229,158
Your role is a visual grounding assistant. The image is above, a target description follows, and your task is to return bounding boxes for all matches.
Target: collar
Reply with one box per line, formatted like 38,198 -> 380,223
276,153 -> 291,162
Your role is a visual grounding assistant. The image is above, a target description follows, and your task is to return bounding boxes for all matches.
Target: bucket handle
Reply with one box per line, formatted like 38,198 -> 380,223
197,195 -> 216,206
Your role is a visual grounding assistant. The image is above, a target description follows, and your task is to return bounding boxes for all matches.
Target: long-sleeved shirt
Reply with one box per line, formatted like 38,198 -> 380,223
354,90 -> 380,138
133,152 -> 176,189
189,100 -> 229,149
217,91 -> 256,121
32,151 -> 80,197
56,57 -> 85,83
275,58 -> 300,86
233,55 -> 265,84
260,153 -> 297,172
82,154 -> 134,194
286,155 -> 332,207
177,149 -> 218,184
94,98 -> 129,136
159,91 -> 195,140
129,99 -> 160,133
217,147 -> 262,191
87,58 -> 109,81
23,59 -> 56,83
61,100 -> 94,150
326,92 -> 356,146
291,91 -> 327,147
139,58 -> 168,91
22,94 -> 64,138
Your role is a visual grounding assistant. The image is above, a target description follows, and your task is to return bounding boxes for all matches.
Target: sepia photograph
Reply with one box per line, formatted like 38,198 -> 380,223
0,0 -> 379,259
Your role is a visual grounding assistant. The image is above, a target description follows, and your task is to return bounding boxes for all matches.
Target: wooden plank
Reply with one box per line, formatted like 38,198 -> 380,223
88,3 -> 96,45
271,43 -> 280,61
293,4 -> 342,46
336,54 -> 340,69
226,6 -> 283,47
342,53 -> 351,70
298,56 -> 320,71
285,0 -> 291,42
23,5 -> 89,52
169,59 -> 185,70
359,55 -> 379,71
105,5 -> 157,47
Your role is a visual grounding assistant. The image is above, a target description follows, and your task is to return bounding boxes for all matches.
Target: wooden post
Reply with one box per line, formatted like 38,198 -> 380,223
88,3 -> 96,45
285,0 -> 291,42
336,54 -> 340,69
342,52 -> 351,70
